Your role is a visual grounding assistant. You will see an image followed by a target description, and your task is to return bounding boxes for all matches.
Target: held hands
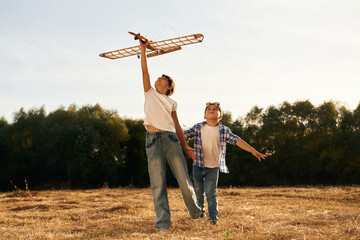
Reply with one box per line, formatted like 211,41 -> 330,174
184,145 -> 196,161
252,150 -> 267,162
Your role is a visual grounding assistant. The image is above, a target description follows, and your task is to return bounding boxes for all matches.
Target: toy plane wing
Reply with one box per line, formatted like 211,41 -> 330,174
99,32 -> 204,60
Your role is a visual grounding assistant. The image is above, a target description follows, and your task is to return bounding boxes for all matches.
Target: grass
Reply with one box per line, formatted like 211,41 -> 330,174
0,186 -> 359,239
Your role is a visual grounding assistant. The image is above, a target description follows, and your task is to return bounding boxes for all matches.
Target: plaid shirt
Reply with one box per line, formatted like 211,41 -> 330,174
184,121 -> 240,173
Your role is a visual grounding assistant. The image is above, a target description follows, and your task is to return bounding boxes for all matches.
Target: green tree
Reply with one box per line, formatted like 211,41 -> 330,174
1,107 -> 46,189
0,117 -> 9,190
122,118 -> 148,187
65,104 -> 129,187
0,104 -> 130,190
2,100 -> 360,191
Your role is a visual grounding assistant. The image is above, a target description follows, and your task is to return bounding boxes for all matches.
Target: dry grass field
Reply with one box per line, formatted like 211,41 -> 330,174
0,186 -> 359,240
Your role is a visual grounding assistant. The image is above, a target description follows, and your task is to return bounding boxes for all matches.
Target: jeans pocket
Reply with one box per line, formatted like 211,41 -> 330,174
145,135 -> 156,149
168,133 -> 179,143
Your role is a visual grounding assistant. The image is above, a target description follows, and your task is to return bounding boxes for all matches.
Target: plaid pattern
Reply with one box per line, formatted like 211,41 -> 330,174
184,121 -> 240,173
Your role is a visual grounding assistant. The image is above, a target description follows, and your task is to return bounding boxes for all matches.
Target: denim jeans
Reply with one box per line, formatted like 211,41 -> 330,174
146,131 -> 201,229
193,165 -> 219,220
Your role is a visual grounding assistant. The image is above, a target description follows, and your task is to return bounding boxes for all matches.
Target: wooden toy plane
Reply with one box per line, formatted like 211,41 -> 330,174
99,31 -> 204,59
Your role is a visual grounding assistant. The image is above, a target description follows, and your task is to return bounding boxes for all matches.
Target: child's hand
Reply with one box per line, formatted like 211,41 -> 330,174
139,39 -> 150,50
184,145 -> 196,160
252,151 -> 267,162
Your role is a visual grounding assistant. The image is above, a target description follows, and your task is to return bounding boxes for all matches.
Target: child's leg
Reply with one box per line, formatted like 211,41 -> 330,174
193,165 -> 206,217
146,132 -> 171,229
204,167 -> 219,220
165,132 -> 201,219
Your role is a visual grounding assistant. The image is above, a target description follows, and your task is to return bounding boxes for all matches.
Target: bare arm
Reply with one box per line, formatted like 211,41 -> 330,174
236,138 -> 267,161
139,40 -> 151,92
171,111 -> 196,160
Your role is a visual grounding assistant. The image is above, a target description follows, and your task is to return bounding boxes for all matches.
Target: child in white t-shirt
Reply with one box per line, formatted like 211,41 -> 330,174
184,102 -> 267,224
139,40 -> 201,230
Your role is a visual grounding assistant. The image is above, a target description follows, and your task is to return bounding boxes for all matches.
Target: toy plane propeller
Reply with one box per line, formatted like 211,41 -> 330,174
99,31 -> 204,60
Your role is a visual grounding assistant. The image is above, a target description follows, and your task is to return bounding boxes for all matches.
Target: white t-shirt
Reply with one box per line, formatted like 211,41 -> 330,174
143,87 -> 177,132
201,124 -> 220,168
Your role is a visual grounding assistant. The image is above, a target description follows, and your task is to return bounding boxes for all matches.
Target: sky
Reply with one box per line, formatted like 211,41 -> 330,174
1,0 -> 359,127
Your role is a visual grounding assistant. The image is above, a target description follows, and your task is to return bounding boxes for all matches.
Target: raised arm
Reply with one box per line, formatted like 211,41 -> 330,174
139,40 -> 151,92
171,111 -> 196,160
236,139 -> 267,161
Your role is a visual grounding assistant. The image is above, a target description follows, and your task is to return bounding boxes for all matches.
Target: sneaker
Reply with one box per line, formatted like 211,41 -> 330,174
208,218 -> 218,225
192,212 -> 204,221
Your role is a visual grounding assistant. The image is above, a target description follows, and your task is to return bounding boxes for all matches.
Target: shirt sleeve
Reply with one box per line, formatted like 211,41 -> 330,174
225,127 -> 240,145
184,125 -> 196,140
144,87 -> 154,95
172,100 -> 177,112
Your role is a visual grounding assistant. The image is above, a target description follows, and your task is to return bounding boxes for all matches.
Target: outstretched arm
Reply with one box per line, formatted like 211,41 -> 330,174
139,40 -> 151,92
236,139 -> 267,161
172,111 -> 196,160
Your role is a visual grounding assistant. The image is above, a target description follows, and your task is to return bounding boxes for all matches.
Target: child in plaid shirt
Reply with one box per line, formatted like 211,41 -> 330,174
184,102 -> 266,224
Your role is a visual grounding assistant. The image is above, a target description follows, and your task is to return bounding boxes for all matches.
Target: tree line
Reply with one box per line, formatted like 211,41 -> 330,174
0,101 -> 359,191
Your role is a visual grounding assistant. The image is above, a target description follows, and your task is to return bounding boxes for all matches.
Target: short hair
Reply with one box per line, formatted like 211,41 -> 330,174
162,74 -> 175,96
204,102 -> 223,116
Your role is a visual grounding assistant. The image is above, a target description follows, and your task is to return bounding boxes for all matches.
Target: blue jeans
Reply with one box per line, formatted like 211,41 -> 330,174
146,131 -> 201,229
193,165 -> 219,220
